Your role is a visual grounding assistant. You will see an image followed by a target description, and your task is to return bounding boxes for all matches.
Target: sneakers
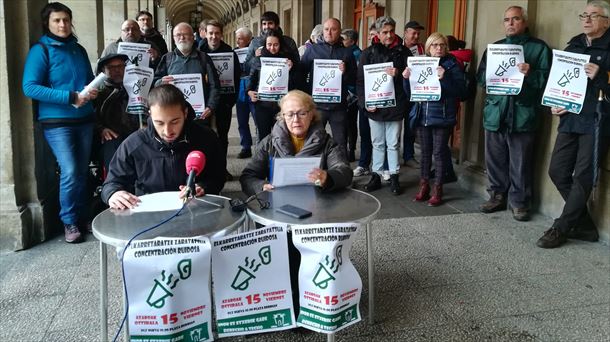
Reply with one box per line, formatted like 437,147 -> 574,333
403,158 -> 420,169
64,224 -> 83,243
512,207 -> 530,222
237,149 -> 252,159
479,192 -> 507,213
389,174 -> 401,195
353,166 -> 370,177
363,173 -> 381,192
382,170 -> 391,182
536,228 -> 567,249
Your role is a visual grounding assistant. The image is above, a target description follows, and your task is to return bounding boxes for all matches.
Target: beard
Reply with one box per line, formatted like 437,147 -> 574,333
176,41 -> 193,54
122,35 -> 138,43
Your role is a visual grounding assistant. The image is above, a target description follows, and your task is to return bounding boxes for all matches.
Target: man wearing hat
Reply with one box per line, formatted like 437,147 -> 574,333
93,53 -> 146,171
404,21 -> 425,57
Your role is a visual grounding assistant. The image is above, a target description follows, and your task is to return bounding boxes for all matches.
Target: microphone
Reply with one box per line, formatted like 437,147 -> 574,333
185,151 -> 206,198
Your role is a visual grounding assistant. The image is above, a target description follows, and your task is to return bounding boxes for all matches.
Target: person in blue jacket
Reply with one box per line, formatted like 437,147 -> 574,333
22,2 -> 97,244
403,32 -> 467,206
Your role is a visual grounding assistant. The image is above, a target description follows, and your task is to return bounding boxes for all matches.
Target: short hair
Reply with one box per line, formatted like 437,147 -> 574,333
375,16 -> 396,31
342,29 -> 359,42
369,23 -> 377,32
277,90 -> 321,123
235,27 -> 253,38
447,35 -> 459,51
311,24 -> 323,40
205,19 -> 223,33
136,10 -> 153,21
41,2 -> 72,34
587,0 -> 610,17
425,32 -> 449,56
173,22 -> 193,35
505,6 -> 528,21
261,11 -> 280,26
198,20 -> 208,31
148,84 -> 187,109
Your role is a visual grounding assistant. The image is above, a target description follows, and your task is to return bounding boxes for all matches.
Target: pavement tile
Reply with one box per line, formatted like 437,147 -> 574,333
369,324 -> 475,341
376,288 -> 450,332
373,256 -> 420,293
0,295 -> 63,335
1,266 -> 78,299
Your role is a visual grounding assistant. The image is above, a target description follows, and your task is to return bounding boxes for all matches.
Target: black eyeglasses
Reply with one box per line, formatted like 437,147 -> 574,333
578,13 -> 608,21
229,191 -> 270,212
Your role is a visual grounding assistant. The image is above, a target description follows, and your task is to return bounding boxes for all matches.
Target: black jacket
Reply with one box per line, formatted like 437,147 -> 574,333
357,36 -> 413,121
560,29 -> 610,136
199,39 -> 241,108
93,80 -> 143,137
143,28 -> 169,56
101,110 -> 226,204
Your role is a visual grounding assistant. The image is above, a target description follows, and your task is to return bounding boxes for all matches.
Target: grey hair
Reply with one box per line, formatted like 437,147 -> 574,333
235,27 -> 252,38
505,6 -> 528,21
587,0 -> 610,17
342,29 -> 359,42
375,16 -> 396,31
311,24 -> 323,40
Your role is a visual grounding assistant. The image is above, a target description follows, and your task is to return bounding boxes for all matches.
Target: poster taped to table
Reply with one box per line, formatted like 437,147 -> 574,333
118,42 -> 151,68
208,52 -> 236,94
541,49 -> 590,114
212,226 -> 295,337
292,223 -> 362,334
258,57 -> 290,101
407,56 -> 441,101
485,44 -> 525,95
170,73 -> 206,117
312,59 -> 342,103
124,64 -> 154,115
363,62 -> 396,108
235,47 -> 248,64
123,236 -> 213,341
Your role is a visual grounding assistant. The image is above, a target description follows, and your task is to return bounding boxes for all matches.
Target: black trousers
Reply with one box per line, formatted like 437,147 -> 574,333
346,102 -> 359,154
214,103 -> 233,160
319,108 -> 348,156
254,103 -> 280,142
548,132 -> 609,233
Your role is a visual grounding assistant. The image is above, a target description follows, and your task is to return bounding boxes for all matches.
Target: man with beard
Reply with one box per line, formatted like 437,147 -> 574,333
244,11 -> 299,70
101,19 -> 159,68
136,10 -> 168,56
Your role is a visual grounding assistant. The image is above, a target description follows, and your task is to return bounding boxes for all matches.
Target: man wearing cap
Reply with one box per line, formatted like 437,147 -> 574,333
93,53 -> 145,171
404,21 -> 425,57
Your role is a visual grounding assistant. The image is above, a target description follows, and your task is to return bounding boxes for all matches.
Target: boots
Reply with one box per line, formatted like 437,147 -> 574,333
389,174 -> 401,195
428,184 -> 443,206
413,179 -> 430,202
363,173 -> 381,192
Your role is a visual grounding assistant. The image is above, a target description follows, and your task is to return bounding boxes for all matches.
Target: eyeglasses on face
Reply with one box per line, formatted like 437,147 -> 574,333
430,43 -> 446,48
282,111 -> 309,120
578,13 -> 608,21
173,33 -> 191,39
121,28 -> 138,33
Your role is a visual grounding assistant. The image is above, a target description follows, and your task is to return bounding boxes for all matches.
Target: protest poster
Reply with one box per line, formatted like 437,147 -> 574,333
312,59 -> 342,103
118,42 -> 151,68
123,64 -> 154,115
212,226 -> 295,337
541,49 -> 590,114
407,56 -> 441,101
485,44 -> 525,95
123,237 -> 213,341
363,62 -> 396,108
208,52 -> 236,94
258,57 -> 290,101
170,73 -> 206,117
235,47 -> 248,64
292,224 -> 362,334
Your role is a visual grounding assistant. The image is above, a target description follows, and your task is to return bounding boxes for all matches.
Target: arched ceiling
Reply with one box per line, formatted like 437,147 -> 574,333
163,0 -> 243,26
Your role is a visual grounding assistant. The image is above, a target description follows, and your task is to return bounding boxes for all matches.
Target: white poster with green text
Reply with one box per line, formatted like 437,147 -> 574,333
212,226 -> 295,337
312,59 -> 342,103
123,237 -> 213,342
363,62 -> 396,108
292,223 -> 362,334
258,57 -> 290,101
208,52 -> 236,94
541,49 -> 590,114
485,44 -> 525,95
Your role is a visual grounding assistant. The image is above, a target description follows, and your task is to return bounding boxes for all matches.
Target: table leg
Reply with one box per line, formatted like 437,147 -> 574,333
366,223 -> 375,325
327,332 -> 336,342
100,242 -> 108,342
124,288 -> 130,342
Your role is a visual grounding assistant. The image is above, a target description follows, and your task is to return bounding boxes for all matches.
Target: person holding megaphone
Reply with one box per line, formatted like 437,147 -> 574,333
101,84 -> 226,210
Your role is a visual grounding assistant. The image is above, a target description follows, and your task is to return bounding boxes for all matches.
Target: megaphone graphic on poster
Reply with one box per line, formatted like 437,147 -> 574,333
231,265 -> 256,291
146,278 -> 174,308
312,262 -> 336,289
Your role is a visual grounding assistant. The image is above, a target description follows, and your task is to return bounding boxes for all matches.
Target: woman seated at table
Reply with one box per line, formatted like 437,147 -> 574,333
240,90 -> 353,196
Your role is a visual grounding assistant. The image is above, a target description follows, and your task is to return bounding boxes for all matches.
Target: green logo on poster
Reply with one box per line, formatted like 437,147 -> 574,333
312,245 -> 343,289
231,246 -> 272,291
146,259 -> 192,308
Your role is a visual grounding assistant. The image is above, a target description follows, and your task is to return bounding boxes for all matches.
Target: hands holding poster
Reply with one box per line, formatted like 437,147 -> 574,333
541,50 -> 590,114
258,57 -> 290,101
292,224 -> 362,334
363,62 -> 396,109
170,74 -> 206,117
407,57 -> 441,101
208,52 -> 236,94
485,44 -> 525,95
118,42 -> 152,68
312,59 -> 342,103
124,64 -> 154,115
123,237 -> 213,341
212,226 -> 295,337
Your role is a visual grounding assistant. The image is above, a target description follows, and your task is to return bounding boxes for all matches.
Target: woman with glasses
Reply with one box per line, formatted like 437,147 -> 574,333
403,33 -> 467,206
240,90 -> 352,196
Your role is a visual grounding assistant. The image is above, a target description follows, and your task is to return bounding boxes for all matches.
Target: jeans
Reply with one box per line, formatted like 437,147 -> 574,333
369,119 -> 402,175
43,122 -> 94,225
236,99 -> 256,150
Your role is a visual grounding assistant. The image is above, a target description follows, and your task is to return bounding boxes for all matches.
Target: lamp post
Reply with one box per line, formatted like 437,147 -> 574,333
190,0 -> 203,29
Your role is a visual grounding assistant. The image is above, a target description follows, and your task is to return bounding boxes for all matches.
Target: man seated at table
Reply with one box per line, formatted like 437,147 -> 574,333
101,84 -> 226,210
239,90 -> 353,196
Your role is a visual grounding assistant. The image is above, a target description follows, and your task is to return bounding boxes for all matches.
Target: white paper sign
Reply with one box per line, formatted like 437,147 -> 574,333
292,223 -> 362,334
130,191 -> 183,213
124,64 -> 154,115
118,42 -> 151,68
235,48 -> 248,64
258,57 -> 290,101
541,49 -> 590,114
312,59 -> 342,103
124,237 -> 213,341
170,73 -> 206,117
363,62 -> 396,108
485,44 -> 525,95
212,226 -> 295,337
208,52 -> 236,94
408,57 -> 441,101
271,157 -> 321,187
